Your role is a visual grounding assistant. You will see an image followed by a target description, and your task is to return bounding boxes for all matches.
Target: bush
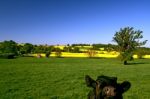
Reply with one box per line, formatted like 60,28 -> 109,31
86,49 -> 97,58
45,51 -> 51,58
55,48 -> 62,58
0,53 -> 15,59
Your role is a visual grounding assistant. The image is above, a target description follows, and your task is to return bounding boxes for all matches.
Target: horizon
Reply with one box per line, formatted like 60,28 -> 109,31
0,0 -> 150,47
2,40 -> 150,49
1,39 -> 117,46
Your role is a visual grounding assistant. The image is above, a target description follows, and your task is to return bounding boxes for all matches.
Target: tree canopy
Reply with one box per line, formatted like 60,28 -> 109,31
113,27 -> 147,65
0,40 -> 18,54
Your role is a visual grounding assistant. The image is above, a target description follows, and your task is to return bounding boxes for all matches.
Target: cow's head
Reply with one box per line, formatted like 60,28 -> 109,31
85,75 -> 131,99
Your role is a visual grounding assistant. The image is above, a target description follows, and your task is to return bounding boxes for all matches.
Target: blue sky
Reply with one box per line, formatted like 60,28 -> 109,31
0,0 -> 150,47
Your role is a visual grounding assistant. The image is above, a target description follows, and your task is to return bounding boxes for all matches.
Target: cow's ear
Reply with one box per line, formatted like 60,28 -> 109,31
85,75 -> 96,88
120,81 -> 131,93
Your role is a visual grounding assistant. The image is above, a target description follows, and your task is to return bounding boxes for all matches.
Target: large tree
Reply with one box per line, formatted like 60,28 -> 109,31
0,40 -> 18,54
113,27 -> 147,65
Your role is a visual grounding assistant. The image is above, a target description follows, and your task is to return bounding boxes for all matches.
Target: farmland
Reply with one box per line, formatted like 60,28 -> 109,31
0,57 -> 150,99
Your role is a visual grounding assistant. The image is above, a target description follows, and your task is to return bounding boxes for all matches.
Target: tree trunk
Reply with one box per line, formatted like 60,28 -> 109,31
124,60 -> 127,65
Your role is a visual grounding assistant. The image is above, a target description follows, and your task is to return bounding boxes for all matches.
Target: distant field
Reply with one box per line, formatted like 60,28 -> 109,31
0,57 -> 150,99
31,52 -> 150,58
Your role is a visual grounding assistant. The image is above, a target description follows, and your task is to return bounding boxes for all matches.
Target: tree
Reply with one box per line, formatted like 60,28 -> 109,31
113,27 -> 147,65
44,46 -> 53,58
55,48 -> 62,58
20,43 -> 33,54
134,47 -> 150,59
45,51 -> 51,58
63,46 -> 72,52
86,48 -> 97,58
33,45 -> 46,53
0,40 -> 18,54
106,44 -> 114,52
72,47 -> 80,53
0,40 -> 18,59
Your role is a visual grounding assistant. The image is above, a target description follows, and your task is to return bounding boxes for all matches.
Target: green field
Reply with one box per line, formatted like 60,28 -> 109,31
0,57 -> 150,99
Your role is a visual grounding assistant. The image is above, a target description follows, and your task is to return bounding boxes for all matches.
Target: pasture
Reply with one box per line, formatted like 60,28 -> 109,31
0,57 -> 150,99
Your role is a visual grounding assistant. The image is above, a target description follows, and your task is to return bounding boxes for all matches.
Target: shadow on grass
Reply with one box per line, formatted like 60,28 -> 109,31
125,62 -> 149,65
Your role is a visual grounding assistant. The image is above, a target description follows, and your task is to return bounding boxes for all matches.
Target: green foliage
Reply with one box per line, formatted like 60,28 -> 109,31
86,49 -> 97,58
20,43 -> 33,54
0,53 -> 15,59
113,27 -> 147,64
134,47 -> 150,59
118,51 -> 133,62
92,43 -> 108,50
106,43 -> 117,52
71,44 -> 90,47
45,51 -> 51,58
55,48 -> 62,58
72,47 -> 80,53
0,40 -> 18,55
0,58 -> 150,99
63,46 -> 72,52
33,45 -> 46,53
92,43 -> 118,51
63,46 -> 80,53
33,45 -> 53,54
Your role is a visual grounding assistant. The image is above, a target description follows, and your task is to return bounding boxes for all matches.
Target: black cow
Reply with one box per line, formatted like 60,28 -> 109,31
85,75 -> 131,99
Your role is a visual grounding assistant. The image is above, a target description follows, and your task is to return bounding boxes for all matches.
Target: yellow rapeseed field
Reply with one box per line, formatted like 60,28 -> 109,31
54,45 -> 66,50
31,51 -> 150,59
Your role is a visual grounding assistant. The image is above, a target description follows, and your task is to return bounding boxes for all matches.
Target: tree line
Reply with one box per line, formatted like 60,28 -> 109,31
0,40 -> 149,58
0,40 -> 117,55
0,27 -> 149,65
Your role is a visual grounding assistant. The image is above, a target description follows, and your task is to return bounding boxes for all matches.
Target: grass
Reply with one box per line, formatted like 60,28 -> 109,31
0,57 -> 150,99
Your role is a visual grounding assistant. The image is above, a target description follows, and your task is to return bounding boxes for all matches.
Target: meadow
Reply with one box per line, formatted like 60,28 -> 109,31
0,57 -> 150,99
